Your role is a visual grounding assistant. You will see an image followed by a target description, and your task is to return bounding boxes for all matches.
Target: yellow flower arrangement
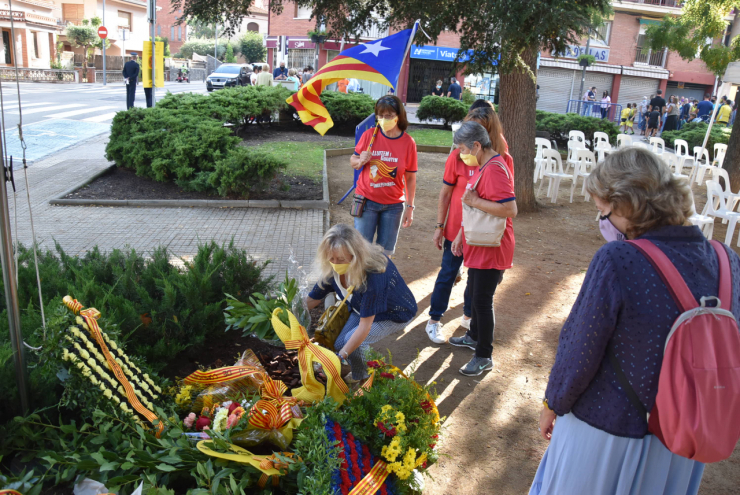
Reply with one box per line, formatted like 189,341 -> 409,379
175,385 -> 195,406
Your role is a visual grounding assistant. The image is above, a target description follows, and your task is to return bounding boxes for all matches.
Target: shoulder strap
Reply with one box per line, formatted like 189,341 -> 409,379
607,347 -> 648,422
471,156 -> 509,191
710,240 -> 733,311
627,239 -> 698,313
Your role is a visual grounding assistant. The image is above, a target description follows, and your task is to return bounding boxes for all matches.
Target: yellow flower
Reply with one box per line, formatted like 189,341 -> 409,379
109,340 -> 118,350
397,423 -> 407,434
395,412 -> 405,423
104,389 -> 113,399
112,396 -> 121,404
82,368 -> 92,378
90,376 -> 99,386
120,403 -> 130,413
75,316 -> 84,325
415,453 -> 427,468
118,387 -> 125,396
87,358 -> 97,368
381,405 -> 393,414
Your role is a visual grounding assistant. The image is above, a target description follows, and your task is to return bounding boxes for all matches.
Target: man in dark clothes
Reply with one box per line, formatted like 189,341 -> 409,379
122,54 -> 139,109
447,77 -> 462,100
648,89 -> 666,114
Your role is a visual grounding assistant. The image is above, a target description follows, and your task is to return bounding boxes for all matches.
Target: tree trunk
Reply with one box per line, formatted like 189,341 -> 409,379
726,120 -> 740,192
499,47 -> 538,212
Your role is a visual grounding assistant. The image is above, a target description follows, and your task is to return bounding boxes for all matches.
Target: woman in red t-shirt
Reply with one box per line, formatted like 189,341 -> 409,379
425,101 -> 511,344
350,95 -> 417,255
448,121 -> 517,376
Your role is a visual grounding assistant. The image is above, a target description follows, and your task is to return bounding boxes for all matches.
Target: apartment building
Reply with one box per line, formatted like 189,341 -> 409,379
154,0 -> 187,53
0,0 -> 62,69
536,0 -> 736,113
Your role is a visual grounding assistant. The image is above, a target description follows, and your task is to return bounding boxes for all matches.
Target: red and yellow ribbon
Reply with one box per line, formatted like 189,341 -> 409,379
63,296 -> 165,437
349,460 -> 390,495
271,308 -> 349,404
183,365 -> 264,385
247,400 -> 294,430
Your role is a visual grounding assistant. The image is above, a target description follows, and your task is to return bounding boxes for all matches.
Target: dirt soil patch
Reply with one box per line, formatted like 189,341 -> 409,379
238,121 -> 356,142
65,167 -> 322,201
324,152 -> 740,495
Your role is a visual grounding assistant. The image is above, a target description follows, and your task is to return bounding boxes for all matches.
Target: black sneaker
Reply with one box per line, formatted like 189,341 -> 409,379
459,356 -> 493,376
449,333 -> 477,350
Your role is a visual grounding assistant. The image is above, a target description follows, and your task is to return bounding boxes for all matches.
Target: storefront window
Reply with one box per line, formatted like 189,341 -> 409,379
287,49 -> 315,71
3,31 -> 11,65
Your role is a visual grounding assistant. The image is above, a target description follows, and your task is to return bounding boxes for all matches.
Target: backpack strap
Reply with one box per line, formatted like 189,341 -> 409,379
607,347 -> 648,422
710,240 -> 733,311
627,239 -> 698,312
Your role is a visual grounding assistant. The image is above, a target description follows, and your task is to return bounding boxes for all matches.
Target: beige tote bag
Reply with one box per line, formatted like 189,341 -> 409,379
462,158 -> 511,247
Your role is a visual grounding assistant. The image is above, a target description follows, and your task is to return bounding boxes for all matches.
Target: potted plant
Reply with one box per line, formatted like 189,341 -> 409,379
308,29 -> 328,44
577,53 -> 596,67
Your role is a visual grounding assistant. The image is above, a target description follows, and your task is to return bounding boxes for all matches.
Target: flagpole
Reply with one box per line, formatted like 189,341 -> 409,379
395,20 -> 419,95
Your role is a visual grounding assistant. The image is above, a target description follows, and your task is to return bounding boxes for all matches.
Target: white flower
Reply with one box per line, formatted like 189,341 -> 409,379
75,317 -> 84,325
109,340 -> 118,350
79,349 -> 90,360
62,348 -> 70,359
98,383 -> 106,392
153,386 -> 162,394
95,366 -> 104,375
90,376 -> 99,385
103,389 -> 112,399
112,396 -> 121,404
117,348 -> 124,357
213,409 -> 229,433
118,387 -> 125,396
143,373 -> 150,380
87,358 -> 96,368
82,368 -> 92,378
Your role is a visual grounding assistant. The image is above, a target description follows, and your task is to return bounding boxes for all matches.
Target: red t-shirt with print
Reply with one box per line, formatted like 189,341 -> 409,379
463,154 -> 516,270
354,128 -> 418,204
443,149 -> 478,242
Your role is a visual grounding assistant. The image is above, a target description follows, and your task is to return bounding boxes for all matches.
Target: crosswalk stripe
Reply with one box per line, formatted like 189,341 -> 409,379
6,103 -> 85,115
45,106 -> 117,119
83,111 -> 118,123
3,101 -> 51,108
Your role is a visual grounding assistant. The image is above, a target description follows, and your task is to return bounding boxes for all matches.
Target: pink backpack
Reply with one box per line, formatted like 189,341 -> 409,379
608,239 -> 740,463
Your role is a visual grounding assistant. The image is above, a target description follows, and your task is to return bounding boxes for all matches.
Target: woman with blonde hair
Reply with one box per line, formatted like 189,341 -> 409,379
531,148 -> 740,494
306,224 -> 417,379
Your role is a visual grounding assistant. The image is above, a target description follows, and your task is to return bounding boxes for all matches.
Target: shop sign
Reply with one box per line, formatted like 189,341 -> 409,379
554,45 -> 610,63
288,39 -> 315,49
0,10 -> 24,21
410,44 -> 473,63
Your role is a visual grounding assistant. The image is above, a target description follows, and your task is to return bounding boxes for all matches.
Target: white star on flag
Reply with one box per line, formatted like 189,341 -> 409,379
360,40 -> 390,57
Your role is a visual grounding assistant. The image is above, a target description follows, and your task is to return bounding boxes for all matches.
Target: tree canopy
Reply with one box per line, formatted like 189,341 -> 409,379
239,31 -> 266,63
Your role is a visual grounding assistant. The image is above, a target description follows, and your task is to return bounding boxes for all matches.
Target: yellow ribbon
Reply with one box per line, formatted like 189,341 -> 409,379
196,441 -> 296,488
271,308 -> 349,404
183,365 -> 265,385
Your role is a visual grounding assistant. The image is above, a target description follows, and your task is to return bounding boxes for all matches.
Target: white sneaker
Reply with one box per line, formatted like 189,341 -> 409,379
460,317 -> 471,330
425,320 -> 446,344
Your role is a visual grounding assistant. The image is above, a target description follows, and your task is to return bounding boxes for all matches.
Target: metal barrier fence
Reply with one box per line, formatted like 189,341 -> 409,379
566,99 -> 622,124
0,68 -> 77,83
95,71 -> 124,83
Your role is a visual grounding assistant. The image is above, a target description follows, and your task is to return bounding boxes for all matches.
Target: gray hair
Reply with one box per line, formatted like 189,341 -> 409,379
453,121 -> 492,150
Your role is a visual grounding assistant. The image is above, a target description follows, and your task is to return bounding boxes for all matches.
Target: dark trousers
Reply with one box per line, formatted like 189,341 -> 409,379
126,80 -> 136,109
468,267 -> 505,359
144,87 -> 153,108
429,239 -> 471,321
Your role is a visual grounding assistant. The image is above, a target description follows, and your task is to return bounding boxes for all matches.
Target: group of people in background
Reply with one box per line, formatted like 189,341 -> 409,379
580,86 -> 613,119
636,91 -> 736,138
430,77 -> 463,100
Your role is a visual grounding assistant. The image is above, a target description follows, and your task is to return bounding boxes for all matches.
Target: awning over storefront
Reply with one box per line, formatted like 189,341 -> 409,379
622,66 -> 669,79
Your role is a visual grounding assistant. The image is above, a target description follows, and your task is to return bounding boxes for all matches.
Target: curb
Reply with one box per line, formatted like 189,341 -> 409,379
48,149 -> 352,210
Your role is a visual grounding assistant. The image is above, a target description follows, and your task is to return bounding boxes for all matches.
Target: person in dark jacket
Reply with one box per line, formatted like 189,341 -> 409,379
122,54 -> 140,109
306,224 -> 417,380
530,147 -> 740,495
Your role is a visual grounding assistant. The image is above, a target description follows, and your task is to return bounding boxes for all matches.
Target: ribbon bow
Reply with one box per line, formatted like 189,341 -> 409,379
271,308 -> 349,404
248,400 -> 294,430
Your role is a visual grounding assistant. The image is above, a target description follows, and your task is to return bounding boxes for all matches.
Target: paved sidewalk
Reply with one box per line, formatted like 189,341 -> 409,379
8,134 -> 325,277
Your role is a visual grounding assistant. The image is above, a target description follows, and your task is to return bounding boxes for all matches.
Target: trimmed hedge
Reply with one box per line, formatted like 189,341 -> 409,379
536,110 -> 619,146
662,122 -> 731,152
416,95 -> 468,128
319,91 -> 376,130
105,107 -> 287,196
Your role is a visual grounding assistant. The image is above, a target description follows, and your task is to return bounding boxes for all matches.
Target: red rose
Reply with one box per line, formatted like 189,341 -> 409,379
431,434 -> 439,439
421,400 -> 434,413
228,402 -> 239,415
195,416 -> 211,431
367,361 -> 381,368
429,443 -> 436,449
380,372 -> 395,379
421,461 -> 428,469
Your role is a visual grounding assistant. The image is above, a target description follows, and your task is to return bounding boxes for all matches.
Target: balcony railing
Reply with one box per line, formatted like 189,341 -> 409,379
621,0 -> 682,7
635,46 -> 667,67
356,22 -> 389,39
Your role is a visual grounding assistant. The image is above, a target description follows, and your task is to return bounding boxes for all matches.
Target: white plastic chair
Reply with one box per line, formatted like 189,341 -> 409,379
593,132 -> 610,151
534,138 -> 552,183
450,123 -> 462,153
704,180 -> 740,246
565,140 -> 584,173
649,137 -> 665,155
537,149 -> 572,204
673,139 -> 694,175
707,167 -> 740,213
688,190 -> 714,239
690,146 -> 712,184
571,149 -> 595,203
569,130 -> 586,146
662,153 -> 688,180
616,134 -> 633,149
713,143 -> 728,168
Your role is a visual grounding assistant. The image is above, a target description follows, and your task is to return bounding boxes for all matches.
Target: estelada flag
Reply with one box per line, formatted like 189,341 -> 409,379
286,24 -> 418,135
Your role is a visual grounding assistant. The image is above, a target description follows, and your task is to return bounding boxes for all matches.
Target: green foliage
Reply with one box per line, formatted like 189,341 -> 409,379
662,121 -> 731,151
65,18 -> 100,71
225,44 -> 236,63
156,36 -> 172,57
224,275 -> 303,341
461,87 -> 475,106
576,53 -> 596,66
179,38 -> 240,61
208,148 -> 286,196
536,110 -> 619,146
416,95 -> 468,129
319,90 -> 375,130
239,31 -> 266,63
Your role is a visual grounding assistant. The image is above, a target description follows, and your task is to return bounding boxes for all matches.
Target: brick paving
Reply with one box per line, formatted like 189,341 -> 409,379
8,134 -> 326,277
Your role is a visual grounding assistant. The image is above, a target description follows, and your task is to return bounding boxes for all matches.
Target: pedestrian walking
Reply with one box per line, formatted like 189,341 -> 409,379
448,121 -> 517,377
628,103 -> 636,134
306,224 -> 417,381
646,107 -> 661,138
447,77 -> 462,100
638,96 -> 649,135
530,147 -> 740,495
582,86 -> 596,116
350,95 -> 417,255
600,91 -> 611,119
620,103 -> 631,133
122,54 -> 139,109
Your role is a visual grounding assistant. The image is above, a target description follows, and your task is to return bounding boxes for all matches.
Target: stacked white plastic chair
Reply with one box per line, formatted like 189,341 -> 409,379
649,137 -> 665,156
534,137 -> 552,184
571,149 -> 596,203
690,146 -> 712,185
662,153 -> 688,180
593,132 -> 610,162
688,189 -> 714,239
704,180 -> 740,246
569,130 -> 586,146
713,143 -> 728,168
673,139 -> 694,177
616,134 -> 632,149
706,167 -> 740,214
538,148 -> 572,204
565,140 -> 584,173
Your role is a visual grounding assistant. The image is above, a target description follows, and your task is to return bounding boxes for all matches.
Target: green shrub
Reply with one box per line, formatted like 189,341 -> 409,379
179,38 -> 240,60
416,95 -> 468,128
319,91 -> 376,130
208,148 -> 286,196
239,31 -> 266,63
535,111 -> 620,146
462,88 -> 475,106
0,241 -> 271,421
662,122 -> 731,152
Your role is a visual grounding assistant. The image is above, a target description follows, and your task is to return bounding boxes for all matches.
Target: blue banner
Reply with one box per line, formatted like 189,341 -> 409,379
410,45 -> 474,63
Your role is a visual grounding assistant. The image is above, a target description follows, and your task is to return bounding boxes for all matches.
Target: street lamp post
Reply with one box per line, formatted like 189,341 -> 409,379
149,0 -> 156,104
102,0 -> 106,85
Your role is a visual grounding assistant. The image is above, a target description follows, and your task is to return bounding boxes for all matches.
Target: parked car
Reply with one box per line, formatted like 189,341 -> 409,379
206,64 -> 251,91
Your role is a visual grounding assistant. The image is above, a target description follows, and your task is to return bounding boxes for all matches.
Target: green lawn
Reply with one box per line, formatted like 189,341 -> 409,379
249,140 -> 353,179
407,128 -> 453,147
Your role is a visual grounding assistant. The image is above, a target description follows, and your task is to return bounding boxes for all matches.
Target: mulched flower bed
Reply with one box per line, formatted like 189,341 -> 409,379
65,167 -> 323,201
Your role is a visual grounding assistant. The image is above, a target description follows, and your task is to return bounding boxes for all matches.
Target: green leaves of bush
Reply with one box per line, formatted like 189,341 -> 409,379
662,122 -> 731,151
535,110 -> 620,146
319,91 -> 375,130
416,95 -> 468,129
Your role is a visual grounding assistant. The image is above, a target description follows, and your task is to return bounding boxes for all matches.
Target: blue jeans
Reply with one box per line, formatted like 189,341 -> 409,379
353,199 -> 404,254
429,239 -> 471,321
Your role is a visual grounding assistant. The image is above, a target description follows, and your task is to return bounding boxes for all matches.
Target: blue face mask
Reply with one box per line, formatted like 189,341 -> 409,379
599,212 -> 626,242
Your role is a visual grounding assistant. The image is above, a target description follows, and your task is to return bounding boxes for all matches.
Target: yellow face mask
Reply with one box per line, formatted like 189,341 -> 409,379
377,117 -> 398,133
459,150 -> 479,167
330,262 -> 350,275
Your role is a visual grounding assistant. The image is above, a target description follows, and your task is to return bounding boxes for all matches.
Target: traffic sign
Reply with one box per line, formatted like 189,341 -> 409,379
98,26 -> 108,39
